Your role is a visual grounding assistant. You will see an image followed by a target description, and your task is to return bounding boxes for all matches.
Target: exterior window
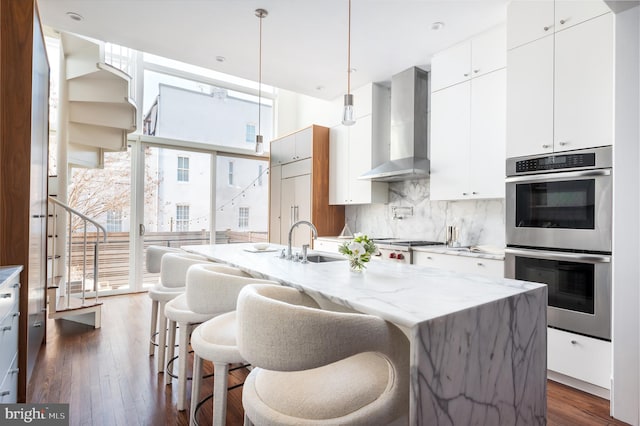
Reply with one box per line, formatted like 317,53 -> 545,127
238,207 -> 249,229
228,161 -> 234,185
176,205 -> 189,232
177,156 -> 189,182
258,165 -> 263,186
246,123 -> 256,143
106,210 -> 123,232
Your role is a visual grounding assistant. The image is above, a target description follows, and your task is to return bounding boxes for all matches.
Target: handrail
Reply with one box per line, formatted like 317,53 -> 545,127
48,196 -> 107,242
48,196 -> 107,308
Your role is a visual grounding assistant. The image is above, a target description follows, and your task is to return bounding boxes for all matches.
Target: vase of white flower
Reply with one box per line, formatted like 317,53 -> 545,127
338,233 -> 377,272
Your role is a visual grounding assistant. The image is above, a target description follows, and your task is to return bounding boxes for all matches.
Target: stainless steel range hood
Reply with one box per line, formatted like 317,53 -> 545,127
359,67 -> 429,182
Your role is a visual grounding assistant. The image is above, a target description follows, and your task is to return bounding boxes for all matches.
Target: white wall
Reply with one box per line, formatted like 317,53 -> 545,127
612,5 -> 640,425
275,88 -> 345,137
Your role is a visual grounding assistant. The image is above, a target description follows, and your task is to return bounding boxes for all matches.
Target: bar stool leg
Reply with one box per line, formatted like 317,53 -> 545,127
157,301 -> 168,373
149,300 -> 158,356
177,321 -> 191,411
165,319 -> 177,385
189,354 -> 203,426
213,362 -> 230,426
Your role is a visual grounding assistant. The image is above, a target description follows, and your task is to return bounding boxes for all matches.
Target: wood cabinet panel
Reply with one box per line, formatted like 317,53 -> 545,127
0,0 -> 49,402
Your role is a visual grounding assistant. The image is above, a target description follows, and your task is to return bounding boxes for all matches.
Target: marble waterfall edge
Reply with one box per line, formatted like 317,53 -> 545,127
411,287 -> 547,425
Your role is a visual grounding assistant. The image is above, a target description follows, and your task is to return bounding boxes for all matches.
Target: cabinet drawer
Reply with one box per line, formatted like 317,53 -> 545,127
0,280 -> 19,322
313,239 -> 342,254
0,353 -> 18,403
413,252 -> 504,278
548,327 -> 611,389
281,158 -> 311,179
0,306 -> 19,377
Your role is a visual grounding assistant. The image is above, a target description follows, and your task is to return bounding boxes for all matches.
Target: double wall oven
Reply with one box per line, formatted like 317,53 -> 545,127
505,146 -> 612,341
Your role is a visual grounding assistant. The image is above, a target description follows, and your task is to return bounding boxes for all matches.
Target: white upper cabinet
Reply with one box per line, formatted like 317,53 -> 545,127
506,10 -> 613,158
508,0 -> 610,50
432,25 -> 505,92
329,83 -> 389,205
430,82 -> 470,200
554,1 -> 611,32
506,36 -> 555,158
430,25 -> 506,201
431,70 -> 506,201
269,126 -> 312,165
431,42 -> 471,92
507,1 -> 554,49
553,13 -> 613,152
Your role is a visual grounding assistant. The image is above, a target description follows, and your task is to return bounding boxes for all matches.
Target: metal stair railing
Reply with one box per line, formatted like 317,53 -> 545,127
48,196 -> 107,307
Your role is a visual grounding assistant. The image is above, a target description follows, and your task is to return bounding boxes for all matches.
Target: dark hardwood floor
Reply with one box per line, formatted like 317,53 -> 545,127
28,293 -> 627,426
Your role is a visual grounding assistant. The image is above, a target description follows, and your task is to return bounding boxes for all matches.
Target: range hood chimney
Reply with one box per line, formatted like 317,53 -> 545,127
359,67 -> 429,182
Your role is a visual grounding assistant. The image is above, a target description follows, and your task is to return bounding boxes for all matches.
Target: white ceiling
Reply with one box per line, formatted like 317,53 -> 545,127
37,0 -> 507,100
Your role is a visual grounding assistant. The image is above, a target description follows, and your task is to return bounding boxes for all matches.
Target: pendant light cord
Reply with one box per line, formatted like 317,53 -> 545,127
347,0 -> 351,95
258,12 -> 263,137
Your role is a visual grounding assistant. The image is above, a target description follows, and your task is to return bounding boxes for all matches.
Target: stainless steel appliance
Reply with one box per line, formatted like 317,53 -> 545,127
505,247 -> 611,340
505,146 -> 612,252
372,239 -> 443,264
505,146 -> 612,341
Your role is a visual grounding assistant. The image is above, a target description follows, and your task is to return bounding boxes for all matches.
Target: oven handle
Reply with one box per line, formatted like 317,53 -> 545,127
505,169 -> 611,183
505,247 -> 611,263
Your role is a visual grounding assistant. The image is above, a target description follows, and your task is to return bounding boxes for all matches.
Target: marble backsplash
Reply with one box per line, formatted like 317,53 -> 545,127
346,179 -> 506,248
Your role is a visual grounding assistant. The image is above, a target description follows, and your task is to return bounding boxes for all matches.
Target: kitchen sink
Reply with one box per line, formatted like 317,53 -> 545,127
304,254 -> 345,263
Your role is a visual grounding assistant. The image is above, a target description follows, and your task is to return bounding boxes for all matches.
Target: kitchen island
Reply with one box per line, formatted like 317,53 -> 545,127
182,243 -> 547,425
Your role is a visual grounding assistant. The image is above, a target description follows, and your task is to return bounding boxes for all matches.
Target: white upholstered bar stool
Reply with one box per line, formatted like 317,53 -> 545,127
149,252 -> 210,373
187,273 -> 278,424
147,246 -> 181,356
164,263 -> 261,411
237,284 -> 410,426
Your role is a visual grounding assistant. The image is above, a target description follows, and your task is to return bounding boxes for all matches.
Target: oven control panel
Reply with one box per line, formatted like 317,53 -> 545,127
515,153 -> 596,173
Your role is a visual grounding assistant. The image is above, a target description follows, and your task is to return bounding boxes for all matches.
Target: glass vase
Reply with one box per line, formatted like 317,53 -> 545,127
349,257 -> 366,272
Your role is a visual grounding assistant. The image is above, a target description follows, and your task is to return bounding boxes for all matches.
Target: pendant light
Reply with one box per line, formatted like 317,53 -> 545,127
342,0 -> 355,126
255,8 -> 268,153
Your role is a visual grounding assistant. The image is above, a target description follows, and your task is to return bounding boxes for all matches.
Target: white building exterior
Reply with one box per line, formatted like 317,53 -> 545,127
144,84 -> 270,234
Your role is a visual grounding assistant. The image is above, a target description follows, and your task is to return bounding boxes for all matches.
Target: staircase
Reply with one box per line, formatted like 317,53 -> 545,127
46,33 -> 138,327
48,196 -> 104,328
62,32 -> 137,168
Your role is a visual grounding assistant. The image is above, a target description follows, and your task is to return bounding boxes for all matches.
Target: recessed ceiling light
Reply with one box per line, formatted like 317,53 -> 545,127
349,68 -> 357,73
215,56 -> 226,63
66,12 -> 84,22
431,21 -> 445,31
316,85 -> 324,91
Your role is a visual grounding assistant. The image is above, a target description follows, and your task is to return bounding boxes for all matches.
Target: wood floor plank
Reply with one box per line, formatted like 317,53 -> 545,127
27,293 -> 627,426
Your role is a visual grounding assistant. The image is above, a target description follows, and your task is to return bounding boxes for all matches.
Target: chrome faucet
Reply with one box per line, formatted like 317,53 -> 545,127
287,220 -> 318,260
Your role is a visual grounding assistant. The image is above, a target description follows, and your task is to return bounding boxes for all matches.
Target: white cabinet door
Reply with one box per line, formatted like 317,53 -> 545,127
471,25 -> 506,79
506,35 -> 554,158
269,164 -> 281,244
507,0 -> 554,49
431,42 -> 471,92
554,1 -> 610,32
270,135 -> 295,165
329,125 -> 349,205
430,82 -> 470,201
348,115 -> 375,204
279,176 -> 295,244
554,13 -> 613,152
469,69 -> 506,199
279,173 -> 311,247
294,126 -> 313,161
293,173 -> 312,248
547,327 -> 611,389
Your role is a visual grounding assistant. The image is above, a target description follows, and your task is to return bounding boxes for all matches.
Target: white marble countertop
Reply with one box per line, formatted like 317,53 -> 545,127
182,243 -> 540,328
412,245 -> 505,260
317,236 -> 505,260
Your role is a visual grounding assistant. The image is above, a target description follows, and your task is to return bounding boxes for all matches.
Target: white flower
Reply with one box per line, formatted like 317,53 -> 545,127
348,241 -> 365,257
353,232 -> 364,238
